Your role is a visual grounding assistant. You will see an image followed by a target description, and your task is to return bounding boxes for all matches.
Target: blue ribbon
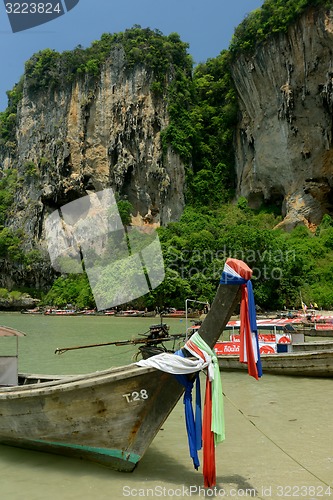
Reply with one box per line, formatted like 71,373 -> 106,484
220,271 -> 263,378
247,280 -> 263,377
174,349 -> 202,470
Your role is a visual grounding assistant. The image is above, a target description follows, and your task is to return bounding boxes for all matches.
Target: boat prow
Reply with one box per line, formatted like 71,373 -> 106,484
0,259 -> 247,471
1,363 -> 181,471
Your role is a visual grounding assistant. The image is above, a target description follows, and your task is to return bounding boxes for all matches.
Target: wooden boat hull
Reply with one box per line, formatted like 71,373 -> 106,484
218,350 -> 333,377
0,364 -> 182,471
291,340 -> 333,352
162,313 -> 200,319
0,274 -> 242,470
296,327 -> 333,338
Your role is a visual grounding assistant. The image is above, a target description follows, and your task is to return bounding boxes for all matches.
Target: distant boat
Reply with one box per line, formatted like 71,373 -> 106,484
76,309 -> 97,316
142,319 -> 333,377
241,315 -> 333,338
20,308 -> 43,315
103,310 -> 116,316
115,310 -> 146,317
294,322 -> 333,338
44,309 -> 77,316
162,309 -> 200,319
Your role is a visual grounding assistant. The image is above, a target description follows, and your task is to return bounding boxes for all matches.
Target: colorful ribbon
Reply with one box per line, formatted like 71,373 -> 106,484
181,332 -> 225,487
137,257 -> 260,487
174,350 -> 202,470
186,333 -> 225,444
202,374 -> 215,487
220,258 -> 263,380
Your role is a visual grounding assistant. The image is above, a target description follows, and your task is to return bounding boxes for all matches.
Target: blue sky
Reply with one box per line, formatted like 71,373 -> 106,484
0,0 -> 264,110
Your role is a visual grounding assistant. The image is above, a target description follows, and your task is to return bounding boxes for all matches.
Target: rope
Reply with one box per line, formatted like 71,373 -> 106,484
223,391 -> 333,489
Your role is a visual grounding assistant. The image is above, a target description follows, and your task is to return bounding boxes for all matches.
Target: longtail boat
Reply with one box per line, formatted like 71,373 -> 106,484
295,323 -> 333,338
141,321 -> 333,378
267,314 -> 333,338
215,322 -> 333,377
217,349 -> 333,377
0,259 -> 252,473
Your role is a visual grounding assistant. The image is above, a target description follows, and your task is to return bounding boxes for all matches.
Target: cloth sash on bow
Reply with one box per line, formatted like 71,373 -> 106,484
184,332 -> 224,488
220,258 -> 263,380
136,346 -> 209,473
136,331 -> 223,487
173,351 -> 202,471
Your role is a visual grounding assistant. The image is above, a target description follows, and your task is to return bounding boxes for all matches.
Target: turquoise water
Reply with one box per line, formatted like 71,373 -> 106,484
0,313 -> 187,375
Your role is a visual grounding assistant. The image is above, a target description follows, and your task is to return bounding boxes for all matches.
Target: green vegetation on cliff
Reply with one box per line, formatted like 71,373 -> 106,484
2,1 -> 333,310
153,209 -> 333,310
0,79 -> 23,152
23,27 -> 197,176
187,50 -> 238,205
24,27 -> 192,90
230,0 -> 332,55
43,208 -> 333,311
0,169 -> 18,225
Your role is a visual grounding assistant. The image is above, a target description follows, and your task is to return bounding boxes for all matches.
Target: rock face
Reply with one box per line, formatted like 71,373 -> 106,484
2,46 -> 185,245
0,46 -> 186,291
232,6 -> 333,229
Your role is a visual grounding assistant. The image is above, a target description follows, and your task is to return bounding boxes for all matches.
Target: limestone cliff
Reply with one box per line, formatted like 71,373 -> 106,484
0,40 -> 187,290
232,6 -> 333,229
1,46 -> 185,239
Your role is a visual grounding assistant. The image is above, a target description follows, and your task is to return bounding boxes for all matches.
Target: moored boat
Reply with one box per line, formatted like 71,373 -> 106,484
217,350 -> 333,377
20,308 -> 43,315
143,320 -> 333,377
161,308 -> 200,319
294,322 -> 333,337
44,309 -> 77,316
115,309 -> 145,317
215,322 -> 333,377
0,259 -> 248,473
269,311 -> 333,337
234,315 -> 333,338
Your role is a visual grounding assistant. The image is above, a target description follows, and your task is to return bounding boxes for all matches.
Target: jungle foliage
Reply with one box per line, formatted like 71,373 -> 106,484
23,27 -> 192,91
43,209 -> 333,311
0,169 -> 18,226
0,79 -> 23,150
230,0 -> 332,56
2,1 -> 333,310
152,209 -> 333,311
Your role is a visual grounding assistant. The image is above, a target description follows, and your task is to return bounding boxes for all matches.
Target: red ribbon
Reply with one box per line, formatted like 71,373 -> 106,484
187,338 -> 217,487
239,285 -> 259,380
202,376 -> 216,487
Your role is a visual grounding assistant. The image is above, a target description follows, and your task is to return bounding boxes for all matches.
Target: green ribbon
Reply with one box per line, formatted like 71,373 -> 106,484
189,331 -> 225,444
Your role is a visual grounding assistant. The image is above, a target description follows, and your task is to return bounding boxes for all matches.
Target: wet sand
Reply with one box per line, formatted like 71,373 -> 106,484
128,372 -> 333,499
1,372 -> 332,500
